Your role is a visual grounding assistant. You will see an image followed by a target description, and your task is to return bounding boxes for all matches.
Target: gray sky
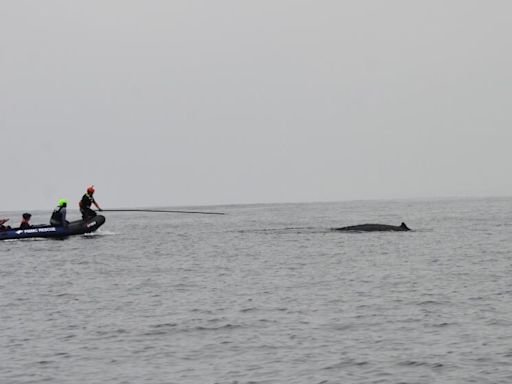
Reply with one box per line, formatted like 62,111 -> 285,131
2,0 -> 512,211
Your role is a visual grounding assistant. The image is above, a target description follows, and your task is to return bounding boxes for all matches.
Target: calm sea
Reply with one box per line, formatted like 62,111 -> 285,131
1,198 -> 512,384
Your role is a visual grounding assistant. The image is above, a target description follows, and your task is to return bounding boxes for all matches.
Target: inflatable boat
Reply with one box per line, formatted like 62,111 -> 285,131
0,215 -> 106,241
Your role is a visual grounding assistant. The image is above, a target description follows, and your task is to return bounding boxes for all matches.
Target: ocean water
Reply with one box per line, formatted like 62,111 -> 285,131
1,197 -> 512,384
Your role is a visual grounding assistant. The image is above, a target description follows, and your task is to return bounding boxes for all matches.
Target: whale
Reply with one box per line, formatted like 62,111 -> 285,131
334,222 -> 411,232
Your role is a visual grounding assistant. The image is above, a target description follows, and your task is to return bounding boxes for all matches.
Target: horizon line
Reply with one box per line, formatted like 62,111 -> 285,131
2,193 -> 511,214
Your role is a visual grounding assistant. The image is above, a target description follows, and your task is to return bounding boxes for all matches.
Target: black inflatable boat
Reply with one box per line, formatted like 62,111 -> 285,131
0,215 -> 106,241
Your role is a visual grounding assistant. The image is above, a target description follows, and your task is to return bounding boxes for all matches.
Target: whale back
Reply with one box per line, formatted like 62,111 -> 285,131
334,222 -> 411,232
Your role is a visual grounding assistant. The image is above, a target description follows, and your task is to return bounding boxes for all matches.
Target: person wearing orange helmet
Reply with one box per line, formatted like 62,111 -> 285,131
79,186 -> 102,220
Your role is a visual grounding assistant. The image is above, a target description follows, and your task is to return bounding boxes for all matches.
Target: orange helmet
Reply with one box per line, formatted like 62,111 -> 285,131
87,186 -> 95,194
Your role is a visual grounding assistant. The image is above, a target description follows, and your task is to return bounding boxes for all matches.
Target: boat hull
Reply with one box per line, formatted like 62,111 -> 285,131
0,215 -> 106,241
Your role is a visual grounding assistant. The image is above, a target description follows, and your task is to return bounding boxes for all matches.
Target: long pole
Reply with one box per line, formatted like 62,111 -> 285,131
99,209 -> 225,215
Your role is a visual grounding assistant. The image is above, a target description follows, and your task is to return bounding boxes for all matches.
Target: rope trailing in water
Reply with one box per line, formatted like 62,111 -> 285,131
99,209 -> 225,215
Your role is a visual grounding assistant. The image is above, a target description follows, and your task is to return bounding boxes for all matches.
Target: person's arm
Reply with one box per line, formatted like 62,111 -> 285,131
93,200 -> 102,211
62,208 -> 69,226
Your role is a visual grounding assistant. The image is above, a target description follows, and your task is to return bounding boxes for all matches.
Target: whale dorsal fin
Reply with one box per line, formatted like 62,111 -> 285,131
401,222 -> 410,230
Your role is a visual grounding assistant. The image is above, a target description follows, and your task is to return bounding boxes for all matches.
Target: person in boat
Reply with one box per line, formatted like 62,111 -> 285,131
0,218 -> 11,231
19,213 -> 32,229
50,199 -> 69,227
79,186 -> 102,220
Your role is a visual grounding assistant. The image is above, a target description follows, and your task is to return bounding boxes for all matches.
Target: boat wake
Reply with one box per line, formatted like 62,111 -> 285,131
1,237 -> 48,242
83,230 -> 117,237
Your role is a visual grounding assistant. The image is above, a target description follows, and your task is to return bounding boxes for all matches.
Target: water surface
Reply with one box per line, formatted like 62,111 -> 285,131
1,198 -> 512,383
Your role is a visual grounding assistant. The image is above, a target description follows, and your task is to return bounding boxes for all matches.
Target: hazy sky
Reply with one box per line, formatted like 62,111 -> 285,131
2,1 -> 512,210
